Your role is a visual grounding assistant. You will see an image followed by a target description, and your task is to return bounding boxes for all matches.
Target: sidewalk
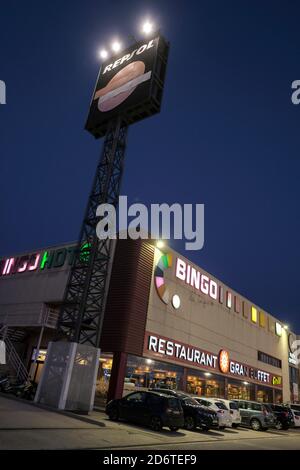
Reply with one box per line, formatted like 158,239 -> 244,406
0,395 -> 189,449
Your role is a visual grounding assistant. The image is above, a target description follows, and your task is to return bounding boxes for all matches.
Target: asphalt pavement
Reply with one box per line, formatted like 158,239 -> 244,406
1,395 -> 300,450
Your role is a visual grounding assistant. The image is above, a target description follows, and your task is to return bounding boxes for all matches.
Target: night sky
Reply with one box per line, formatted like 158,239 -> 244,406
1,1 -> 299,331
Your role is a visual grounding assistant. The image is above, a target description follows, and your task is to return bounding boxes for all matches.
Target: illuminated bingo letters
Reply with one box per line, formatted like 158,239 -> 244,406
175,257 -> 218,300
148,335 -> 218,368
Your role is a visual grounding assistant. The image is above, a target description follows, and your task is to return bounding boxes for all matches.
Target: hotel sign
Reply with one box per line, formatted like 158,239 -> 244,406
0,243 -> 90,277
144,332 -> 282,387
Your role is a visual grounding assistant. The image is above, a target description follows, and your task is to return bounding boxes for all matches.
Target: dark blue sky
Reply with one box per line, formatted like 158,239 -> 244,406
0,1 -> 299,330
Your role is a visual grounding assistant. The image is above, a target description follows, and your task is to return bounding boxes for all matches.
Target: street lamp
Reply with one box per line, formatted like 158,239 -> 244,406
142,20 -> 154,35
99,49 -> 108,60
111,40 -> 122,53
156,240 -> 165,249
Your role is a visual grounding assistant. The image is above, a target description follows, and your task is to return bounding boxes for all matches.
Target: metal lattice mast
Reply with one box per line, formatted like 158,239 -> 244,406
57,117 -> 128,346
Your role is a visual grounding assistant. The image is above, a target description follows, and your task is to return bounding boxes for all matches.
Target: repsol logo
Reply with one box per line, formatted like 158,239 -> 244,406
102,39 -> 155,75
0,80 -> 6,104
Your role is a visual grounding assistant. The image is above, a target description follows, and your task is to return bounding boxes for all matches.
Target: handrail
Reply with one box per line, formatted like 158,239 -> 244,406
0,329 -> 29,382
0,304 -> 59,329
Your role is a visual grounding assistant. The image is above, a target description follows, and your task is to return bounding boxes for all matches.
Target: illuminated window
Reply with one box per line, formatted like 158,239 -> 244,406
242,301 -> 248,318
234,296 -> 240,313
226,291 -> 232,309
219,286 -> 224,304
275,322 -> 282,337
259,311 -> 266,328
251,306 -> 257,323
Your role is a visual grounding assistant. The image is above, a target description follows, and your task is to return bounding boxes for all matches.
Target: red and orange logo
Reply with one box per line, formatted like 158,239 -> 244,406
219,349 -> 230,374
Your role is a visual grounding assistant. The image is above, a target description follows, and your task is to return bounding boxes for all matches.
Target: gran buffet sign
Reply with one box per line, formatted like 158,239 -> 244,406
144,332 -> 282,387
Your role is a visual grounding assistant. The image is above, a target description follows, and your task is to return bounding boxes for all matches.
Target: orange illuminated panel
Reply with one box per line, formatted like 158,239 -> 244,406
259,311 -> 266,328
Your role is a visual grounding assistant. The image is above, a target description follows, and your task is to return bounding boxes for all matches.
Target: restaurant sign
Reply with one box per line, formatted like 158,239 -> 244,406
144,332 -> 282,387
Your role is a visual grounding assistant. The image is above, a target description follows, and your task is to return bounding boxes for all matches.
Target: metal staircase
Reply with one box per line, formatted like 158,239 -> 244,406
0,326 -> 29,383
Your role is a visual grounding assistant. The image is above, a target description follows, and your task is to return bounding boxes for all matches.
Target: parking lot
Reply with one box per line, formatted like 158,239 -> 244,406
1,395 -> 300,450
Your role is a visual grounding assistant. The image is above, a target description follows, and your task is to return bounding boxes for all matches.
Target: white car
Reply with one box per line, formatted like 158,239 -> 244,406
219,399 -> 241,428
290,405 -> 300,427
193,397 -> 232,429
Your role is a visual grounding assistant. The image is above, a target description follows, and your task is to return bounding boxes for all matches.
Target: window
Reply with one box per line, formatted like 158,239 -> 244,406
168,398 -> 182,411
259,311 -> 266,328
275,322 -> 282,337
197,399 -> 211,407
147,394 -> 162,406
229,401 -> 239,410
226,291 -> 232,308
125,392 -> 146,403
250,402 -> 262,411
183,398 -> 198,406
251,306 -> 257,323
237,401 -> 247,409
214,401 -> 227,410
258,351 -> 282,369
242,301 -> 248,318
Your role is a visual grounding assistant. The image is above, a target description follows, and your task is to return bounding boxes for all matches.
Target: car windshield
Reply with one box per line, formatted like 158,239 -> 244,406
214,401 -> 228,410
183,398 -> 200,406
291,405 -> 300,412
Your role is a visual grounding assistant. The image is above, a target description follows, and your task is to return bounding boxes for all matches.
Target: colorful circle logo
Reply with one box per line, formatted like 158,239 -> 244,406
219,349 -> 230,374
154,253 -> 180,309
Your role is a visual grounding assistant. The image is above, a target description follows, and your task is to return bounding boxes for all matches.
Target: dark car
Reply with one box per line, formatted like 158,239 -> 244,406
149,388 -> 218,431
265,404 -> 294,430
233,400 -> 276,431
105,391 -> 184,432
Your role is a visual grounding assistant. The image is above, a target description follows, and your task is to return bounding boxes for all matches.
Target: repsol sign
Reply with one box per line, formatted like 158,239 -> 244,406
102,39 -> 155,75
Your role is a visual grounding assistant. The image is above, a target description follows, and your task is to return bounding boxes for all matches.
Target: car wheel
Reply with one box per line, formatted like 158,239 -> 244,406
282,425 -> 289,431
108,407 -> 119,421
169,426 -> 179,432
250,419 -> 262,431
201,426 -> 210,432
150,416 -> 162,432
184,416 -> 196,431
232,423 -> 239,428
275,421 -> 283,430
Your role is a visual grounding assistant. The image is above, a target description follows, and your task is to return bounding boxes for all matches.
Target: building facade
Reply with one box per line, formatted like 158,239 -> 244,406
0,239 -> 299,406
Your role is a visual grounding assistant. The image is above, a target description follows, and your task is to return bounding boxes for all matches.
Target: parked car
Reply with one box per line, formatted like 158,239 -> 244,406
193,397 -> 232,429
290,405 -> 300,428
219,399 -> 241,428
149,388 -> 218,431
233,400 -> 276,431
148,387 -> 189,398
264,404 -> 294,430
105,391 -> 184,432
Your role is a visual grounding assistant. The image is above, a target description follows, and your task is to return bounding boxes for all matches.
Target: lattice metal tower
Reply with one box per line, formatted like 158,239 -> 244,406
57,117 -> 128,346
